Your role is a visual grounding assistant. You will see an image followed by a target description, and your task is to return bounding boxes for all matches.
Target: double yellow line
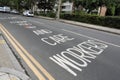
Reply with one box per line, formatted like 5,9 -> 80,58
0,24 -> 55,80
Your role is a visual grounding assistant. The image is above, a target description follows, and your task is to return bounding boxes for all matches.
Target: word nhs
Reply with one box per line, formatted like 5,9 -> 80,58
49,40 -> 108,76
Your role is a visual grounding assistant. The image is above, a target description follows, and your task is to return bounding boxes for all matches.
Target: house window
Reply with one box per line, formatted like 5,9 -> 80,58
62,6 -> 66,9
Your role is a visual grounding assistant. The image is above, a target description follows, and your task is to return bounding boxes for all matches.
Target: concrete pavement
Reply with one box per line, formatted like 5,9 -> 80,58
60,19 -> 120,35
0,32 -> 30,80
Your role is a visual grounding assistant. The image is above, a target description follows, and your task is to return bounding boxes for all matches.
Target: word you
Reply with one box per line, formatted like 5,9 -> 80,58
10,21 -> 27,24
10,21 -> 32,26
49,40 -> 108,76
0,17 -> 17,20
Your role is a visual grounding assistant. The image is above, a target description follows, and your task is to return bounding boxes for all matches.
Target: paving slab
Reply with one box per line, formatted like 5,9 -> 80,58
0,33 -> 31,80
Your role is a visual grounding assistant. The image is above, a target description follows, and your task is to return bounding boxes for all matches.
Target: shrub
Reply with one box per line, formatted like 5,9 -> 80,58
60,14 -> 120,29
37,12 -> 56,18
46,12 -> 56,18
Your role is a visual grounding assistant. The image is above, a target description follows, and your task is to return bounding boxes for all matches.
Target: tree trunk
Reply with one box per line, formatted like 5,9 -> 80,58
56,0 -> 62,20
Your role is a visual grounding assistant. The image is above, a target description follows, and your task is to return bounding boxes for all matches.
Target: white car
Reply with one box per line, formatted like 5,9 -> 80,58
23,10 -> 34,17
0,6 -> 10,12
10,9 -> 19,14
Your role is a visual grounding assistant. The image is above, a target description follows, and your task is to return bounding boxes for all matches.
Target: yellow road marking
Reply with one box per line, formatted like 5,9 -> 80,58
0,24 -> 55,80
10,77 -> 17,80
15,43 -> 55,80
0,24 -> 46,80
0,40 -> 5,44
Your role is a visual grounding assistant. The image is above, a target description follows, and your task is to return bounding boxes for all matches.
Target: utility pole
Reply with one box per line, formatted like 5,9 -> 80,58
56,0 -> 62,20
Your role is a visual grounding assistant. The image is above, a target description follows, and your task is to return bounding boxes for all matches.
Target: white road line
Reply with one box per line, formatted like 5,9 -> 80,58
62,29 -> 120,48
28,19 -> 45,25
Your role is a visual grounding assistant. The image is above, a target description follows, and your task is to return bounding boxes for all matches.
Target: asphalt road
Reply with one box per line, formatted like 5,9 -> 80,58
0,13 -> 120,80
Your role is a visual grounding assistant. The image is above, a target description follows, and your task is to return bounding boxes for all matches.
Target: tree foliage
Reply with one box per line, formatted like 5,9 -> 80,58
37,0 -> 56,13
62,0 -> 120,15
0,0 -> 9,6
0,0 -> 120,16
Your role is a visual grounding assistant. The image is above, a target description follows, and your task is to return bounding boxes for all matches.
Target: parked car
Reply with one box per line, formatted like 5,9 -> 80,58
23,10 -> 34,17
10,9 -> 19,14
0,6 -> 10,13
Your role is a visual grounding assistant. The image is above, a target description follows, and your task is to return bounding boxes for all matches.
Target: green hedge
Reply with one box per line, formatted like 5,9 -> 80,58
60,14 -> 120,29
37,12 -> 56,18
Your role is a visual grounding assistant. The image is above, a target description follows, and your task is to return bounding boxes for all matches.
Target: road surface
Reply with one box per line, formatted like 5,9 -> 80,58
0,13 -> 120,80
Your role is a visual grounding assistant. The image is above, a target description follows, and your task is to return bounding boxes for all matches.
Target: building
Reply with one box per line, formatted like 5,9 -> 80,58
54,1 -> 73,13
61,1 -> 73,13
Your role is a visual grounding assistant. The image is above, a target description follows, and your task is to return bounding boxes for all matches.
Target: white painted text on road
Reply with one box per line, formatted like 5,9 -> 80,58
41,34 -> 74,46
49,40 -> 108,76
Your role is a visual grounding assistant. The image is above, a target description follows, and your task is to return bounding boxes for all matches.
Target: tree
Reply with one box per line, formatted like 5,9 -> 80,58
37,0 -> 56,14
0,0 -> 20,10
56,0 -> 62,19
9,0 -> 19,10
71,0 -> 118,15
0,0 -> 9,6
